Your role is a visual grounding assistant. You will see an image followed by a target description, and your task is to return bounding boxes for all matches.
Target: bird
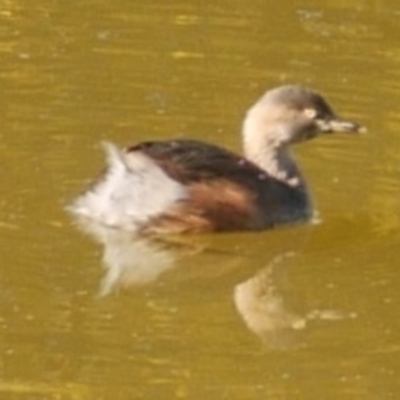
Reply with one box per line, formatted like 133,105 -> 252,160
69,85 -> 365,234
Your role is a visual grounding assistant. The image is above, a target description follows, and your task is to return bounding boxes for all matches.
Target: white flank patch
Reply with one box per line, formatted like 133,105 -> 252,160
68,142 -> 187,231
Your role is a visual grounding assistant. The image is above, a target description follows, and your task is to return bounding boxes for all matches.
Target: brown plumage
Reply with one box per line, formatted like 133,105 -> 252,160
69,85 -> 364,234
127,140 -> 309,233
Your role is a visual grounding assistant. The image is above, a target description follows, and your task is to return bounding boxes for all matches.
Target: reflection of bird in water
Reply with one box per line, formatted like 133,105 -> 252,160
72,218 -> 177,296
99,234 -> 176,296
234,253 -> 357,349
69,85 -> 364,234
234,252 -> 306,349
71,212 -> 356,349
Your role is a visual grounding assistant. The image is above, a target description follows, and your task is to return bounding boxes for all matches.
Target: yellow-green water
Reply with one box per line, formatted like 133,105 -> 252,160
1,0 -> 399,398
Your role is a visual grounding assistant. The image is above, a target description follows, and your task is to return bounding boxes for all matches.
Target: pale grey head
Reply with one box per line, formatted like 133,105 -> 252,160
242,85 -> 365,186
244,85 -> 364,148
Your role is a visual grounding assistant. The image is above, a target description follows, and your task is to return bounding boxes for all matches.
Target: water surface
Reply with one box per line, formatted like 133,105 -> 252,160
1,0 -> 399,398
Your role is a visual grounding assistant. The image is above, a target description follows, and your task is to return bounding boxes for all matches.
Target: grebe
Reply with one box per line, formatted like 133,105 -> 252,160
69,85 -> 364,234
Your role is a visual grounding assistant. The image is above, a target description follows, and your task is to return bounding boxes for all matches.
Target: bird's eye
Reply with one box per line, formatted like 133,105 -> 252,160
303,108 -> 318,119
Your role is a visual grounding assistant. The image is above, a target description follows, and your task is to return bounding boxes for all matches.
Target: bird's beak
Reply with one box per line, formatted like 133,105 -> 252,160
316,117 -> 366,134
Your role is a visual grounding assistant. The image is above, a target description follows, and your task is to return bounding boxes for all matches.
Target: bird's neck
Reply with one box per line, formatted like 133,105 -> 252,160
243,128 -> 306,189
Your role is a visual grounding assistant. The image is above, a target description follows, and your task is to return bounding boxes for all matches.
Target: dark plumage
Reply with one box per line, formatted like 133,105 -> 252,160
127,140 -> 310,232
69,85 -> 364,234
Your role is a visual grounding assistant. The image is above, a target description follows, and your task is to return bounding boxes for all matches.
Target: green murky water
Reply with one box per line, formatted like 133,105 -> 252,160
1,0 -> 399,398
